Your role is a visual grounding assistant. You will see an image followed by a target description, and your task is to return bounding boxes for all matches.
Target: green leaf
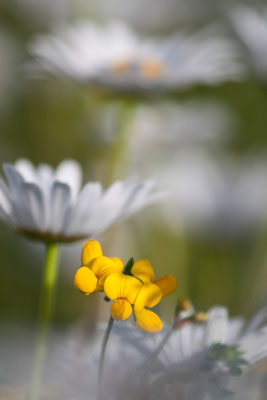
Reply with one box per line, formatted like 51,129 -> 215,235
123,257 -> 134,276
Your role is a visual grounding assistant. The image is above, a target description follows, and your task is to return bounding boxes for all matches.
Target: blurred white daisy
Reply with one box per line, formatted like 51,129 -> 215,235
0,158 -> 163,242
128,306 -> 267,400
155,306 -> 267,367
1,306 -> 267,400
149,151 -> 267,239
28,21 -> 244,93
128,100 -> 234,158
229,4 -> 267,81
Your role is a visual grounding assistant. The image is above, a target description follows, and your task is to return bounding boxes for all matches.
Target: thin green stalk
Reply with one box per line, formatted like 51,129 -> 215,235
28,241 -> 60,400
97,316 -> 114,400
141,325 -> 174,370
105,99 -> 135,185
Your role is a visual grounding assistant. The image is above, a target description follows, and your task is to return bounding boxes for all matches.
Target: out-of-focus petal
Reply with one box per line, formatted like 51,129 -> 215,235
135,308 -> 163,333
154,274 -> 177,297
55,159 -> 82,197
131,259 -> 154,283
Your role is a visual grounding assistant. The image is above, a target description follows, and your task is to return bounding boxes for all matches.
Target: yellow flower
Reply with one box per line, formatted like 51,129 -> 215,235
74,240 -> 123,295
104,272 -> 143,320
104,259 -> 177,333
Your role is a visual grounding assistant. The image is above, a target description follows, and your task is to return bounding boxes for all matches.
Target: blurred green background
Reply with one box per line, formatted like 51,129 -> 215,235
1,0 -> 267,331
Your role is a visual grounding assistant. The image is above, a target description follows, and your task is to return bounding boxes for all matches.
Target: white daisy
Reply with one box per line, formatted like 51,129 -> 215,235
128,100 -> 234,157
0,158 -> 163,242
156,306 -> 267,367
138,306 -> 267,400
229,4 -> 267,81
114,306 -> 267,400
28,21 -> 244,93
1,307 -> 267,400
153,151 -> 267,238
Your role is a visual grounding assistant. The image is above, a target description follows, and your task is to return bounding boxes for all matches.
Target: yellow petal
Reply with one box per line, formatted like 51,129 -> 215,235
81,240 -> 103,266
110,299 -> 132,320
110,257 -> 124,271
131,259 -> 154,283
74,267 -> 97,295
135,309 -> 163,333
104,273 -> 142,304
134,283 -> 162,312
89,256 -> 124,289
154,274 -> 177,297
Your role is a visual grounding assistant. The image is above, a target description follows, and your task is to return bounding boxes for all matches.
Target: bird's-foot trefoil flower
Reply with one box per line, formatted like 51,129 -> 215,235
104,259 -> 177,333
74,240 -> 124,295
73,241 -> 177,400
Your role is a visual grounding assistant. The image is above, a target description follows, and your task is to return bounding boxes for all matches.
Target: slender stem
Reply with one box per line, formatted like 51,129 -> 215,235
142,327 -> 174,370
97,316 -> 114,400
105,99 -> 135,185
28,241 -> 60,400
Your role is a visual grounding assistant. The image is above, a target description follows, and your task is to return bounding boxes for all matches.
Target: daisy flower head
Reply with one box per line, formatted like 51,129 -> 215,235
229,4 -> 267,82
28,20 -> 245,94
107,305 -> 267,400
0,158 -> 164,242
140,306 -> 267,400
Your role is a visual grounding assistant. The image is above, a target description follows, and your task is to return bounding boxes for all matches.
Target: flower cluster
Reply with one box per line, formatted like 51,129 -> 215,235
74,240 -> 177,332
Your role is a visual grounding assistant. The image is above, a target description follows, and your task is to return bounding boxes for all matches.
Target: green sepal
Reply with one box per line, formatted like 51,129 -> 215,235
123,257 -> 134,276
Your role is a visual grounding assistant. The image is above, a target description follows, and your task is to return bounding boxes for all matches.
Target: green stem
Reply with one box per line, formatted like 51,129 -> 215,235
97,316 -> 114,400
28,242 -> 60,400
105,100 -> 135,185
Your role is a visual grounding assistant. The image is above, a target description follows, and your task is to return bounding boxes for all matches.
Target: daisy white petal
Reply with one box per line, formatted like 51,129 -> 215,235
55,159 -> 82,198
49,181 -> 71,235
203,306 -> 229,346
14,158 -> 37,182
3,164 -> 35,230
21,182 -> 46,232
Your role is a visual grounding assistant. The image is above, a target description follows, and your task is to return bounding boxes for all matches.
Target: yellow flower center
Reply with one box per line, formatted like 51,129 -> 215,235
112,60 -> 132,74
139,59 -> 164,79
